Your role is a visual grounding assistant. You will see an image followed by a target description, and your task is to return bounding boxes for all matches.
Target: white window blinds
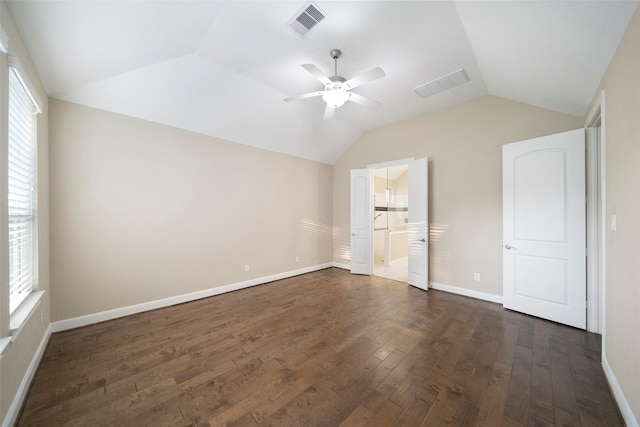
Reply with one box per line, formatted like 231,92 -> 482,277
8,67 -> 38,314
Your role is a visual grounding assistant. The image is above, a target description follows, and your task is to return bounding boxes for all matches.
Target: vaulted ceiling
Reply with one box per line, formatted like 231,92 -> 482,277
7,1 -> 638,164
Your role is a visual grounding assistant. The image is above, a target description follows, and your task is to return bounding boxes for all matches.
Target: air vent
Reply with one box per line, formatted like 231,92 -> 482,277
287,2 -> 326,38
414,68 -> 470,98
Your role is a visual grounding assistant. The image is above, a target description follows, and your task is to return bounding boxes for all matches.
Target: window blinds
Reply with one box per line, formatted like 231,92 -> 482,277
8,68 -> 37,314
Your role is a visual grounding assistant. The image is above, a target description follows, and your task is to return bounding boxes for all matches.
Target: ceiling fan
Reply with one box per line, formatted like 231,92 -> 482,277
284,49 -> 385,119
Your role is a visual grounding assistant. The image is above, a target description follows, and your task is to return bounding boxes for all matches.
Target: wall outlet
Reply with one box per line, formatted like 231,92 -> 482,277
244,264 -> 250,272
473,273 -> 481,282
296,256 -> 299,263
40,309 -> 43,324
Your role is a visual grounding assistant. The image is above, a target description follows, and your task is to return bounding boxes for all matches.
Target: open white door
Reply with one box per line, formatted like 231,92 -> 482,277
350,169 -> 371,275
503,129 -> 586,329
408,158 -> 428,290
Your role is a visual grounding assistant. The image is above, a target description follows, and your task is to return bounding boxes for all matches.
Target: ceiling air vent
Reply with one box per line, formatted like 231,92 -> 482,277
287,2 -> 326,38
414,68 -> 470,98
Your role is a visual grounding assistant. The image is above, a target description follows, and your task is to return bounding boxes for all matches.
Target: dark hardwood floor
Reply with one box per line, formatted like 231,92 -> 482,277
17,268 -> 622,426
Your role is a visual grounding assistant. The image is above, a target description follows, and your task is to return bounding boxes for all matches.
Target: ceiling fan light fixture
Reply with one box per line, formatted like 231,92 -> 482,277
322,87 -> 350,107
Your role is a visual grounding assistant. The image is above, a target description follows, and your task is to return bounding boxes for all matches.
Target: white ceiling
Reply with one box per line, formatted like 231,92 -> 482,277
7,1 -> 638,164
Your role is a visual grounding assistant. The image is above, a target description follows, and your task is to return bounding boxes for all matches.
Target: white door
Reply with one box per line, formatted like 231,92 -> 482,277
350,169 -> 371,275
503,129 -> 586,329
408,158 -> 429,290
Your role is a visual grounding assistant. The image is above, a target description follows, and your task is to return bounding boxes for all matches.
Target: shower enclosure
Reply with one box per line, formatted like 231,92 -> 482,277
373,165 -> 409,281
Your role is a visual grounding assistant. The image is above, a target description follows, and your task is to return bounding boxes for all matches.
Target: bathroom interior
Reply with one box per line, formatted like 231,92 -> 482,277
373,164 -> 409,282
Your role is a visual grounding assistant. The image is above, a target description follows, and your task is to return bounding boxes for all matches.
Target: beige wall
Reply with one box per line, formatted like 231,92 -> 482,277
49,99 -> 333,321
0,1 -> 50,422
588,5 -> 640,422
333,95 -> 583,296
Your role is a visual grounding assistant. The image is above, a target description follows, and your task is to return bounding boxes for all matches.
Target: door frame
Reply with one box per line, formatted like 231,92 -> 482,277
368,158 -> 416,172
367,157 -> 416,281
585,90 -> 606,334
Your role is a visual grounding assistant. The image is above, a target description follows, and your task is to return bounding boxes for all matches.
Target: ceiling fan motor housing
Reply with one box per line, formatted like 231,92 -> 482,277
327,75 -> 346,87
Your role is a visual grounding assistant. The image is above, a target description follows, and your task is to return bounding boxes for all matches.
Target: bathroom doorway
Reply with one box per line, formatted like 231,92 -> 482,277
372,165 -> 409,282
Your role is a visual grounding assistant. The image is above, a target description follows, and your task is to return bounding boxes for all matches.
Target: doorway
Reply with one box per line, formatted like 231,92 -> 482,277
585,91 -> 605,334
372,165 -> 409,282
350,157 -> 429,290
502,104 -> 606,332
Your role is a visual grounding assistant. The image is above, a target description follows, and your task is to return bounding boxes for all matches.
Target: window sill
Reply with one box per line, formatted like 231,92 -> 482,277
9,290 -> 45,342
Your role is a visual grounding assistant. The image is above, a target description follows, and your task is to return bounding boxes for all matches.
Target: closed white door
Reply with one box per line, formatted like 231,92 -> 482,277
408,158 -> 429,290
350,169 -> 371,275
503,129 -> 586,329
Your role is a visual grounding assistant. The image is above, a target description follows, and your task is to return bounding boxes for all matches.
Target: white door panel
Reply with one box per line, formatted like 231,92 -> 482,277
503,129 -> 586,329
408,158 -> 428,290
514,150 -> 567,241
350,169 -> 371,275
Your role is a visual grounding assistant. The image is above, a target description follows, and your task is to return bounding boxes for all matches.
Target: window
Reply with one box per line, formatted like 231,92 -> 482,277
8,67 -> 38,314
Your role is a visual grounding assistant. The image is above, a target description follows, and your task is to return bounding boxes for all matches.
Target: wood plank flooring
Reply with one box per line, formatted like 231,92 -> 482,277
17,268 -> 622,426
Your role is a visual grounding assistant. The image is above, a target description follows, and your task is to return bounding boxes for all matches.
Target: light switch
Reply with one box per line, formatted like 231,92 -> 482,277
611,214 -> 617,231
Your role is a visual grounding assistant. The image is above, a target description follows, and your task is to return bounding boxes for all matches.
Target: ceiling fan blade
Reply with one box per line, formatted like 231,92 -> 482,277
343,67 -> 385,90
348,92 -> 381,109
283,91 -> 324,102
323,103 -> 335,120
301,64 -> 332,86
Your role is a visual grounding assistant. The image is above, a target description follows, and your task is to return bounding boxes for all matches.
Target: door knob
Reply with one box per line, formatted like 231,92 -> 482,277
417,238 -> 426,242
351,233 -> 356,236
504,244 -> 516,250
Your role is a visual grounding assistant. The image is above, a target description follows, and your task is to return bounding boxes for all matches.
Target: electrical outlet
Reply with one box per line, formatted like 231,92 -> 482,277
40,309 -> 43,324
244,264 -> 250,272
296,256 -> 299,263
474,273 -> 481,282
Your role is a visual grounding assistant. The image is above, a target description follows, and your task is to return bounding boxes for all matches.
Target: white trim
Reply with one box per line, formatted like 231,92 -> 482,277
602,355 -> 639,427
7,54 -> 42,113
585,91 -> 607,337
585,90 -> 604,126
599,92 -> 607,341
367,157 -> 415,170
9,290 -> 45,341
585,127 -> 599,332
429,281 -> 503,304
331,265 -> 504,305
3,264 -> 333,425
2,323 -> 53,427
51,263 -> 333,333
333,262 -> 350,270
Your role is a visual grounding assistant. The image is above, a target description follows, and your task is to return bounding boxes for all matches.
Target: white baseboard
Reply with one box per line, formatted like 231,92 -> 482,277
329,267 -> 503,306
13,266 -> 635,427
429,281 -> 503,304
332,262 -> 350,270
51,262 -> 334,333
2,323 -> 53,427
602,354 -> 639,427
3,263 -> 334,426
